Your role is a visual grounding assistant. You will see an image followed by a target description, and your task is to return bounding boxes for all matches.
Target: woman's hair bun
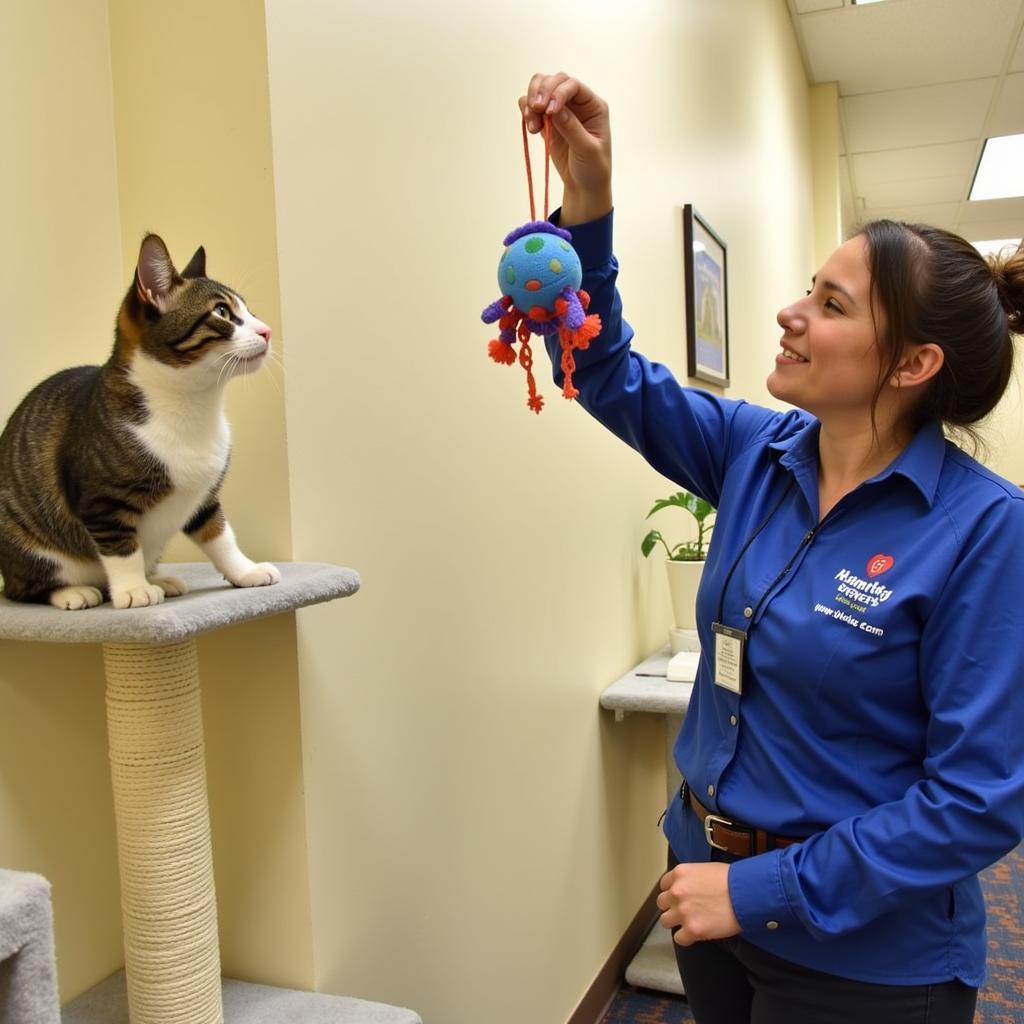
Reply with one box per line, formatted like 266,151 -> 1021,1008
988,241 -> 1024,334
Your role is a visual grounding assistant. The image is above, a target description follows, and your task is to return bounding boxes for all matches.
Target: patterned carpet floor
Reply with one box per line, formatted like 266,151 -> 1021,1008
603,845 -> 1024,1023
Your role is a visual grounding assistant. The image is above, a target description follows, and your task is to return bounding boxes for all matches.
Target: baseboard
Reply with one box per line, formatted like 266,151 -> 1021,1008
566,881 -> 661,1024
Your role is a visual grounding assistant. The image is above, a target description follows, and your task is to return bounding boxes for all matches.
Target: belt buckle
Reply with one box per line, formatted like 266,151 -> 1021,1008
704,813 -> 734,851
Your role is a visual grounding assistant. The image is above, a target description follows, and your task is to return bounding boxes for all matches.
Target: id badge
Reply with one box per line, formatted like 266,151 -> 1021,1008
712,622 -> 746,694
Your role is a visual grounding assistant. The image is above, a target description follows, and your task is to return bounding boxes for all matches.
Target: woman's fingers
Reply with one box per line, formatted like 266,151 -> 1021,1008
521,72 -> 573,132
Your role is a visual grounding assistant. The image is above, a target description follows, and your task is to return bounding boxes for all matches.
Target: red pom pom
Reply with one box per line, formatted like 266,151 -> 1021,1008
488,339 -> 517,365
528,393 -> 545,413
571,314 -> 602,350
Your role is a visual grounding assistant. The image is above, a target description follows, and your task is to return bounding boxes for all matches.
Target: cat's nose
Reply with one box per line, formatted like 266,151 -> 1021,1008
255,322 -> 272,343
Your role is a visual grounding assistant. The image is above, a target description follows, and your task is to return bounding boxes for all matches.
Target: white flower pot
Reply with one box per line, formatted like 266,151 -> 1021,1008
665,558 -> 704,631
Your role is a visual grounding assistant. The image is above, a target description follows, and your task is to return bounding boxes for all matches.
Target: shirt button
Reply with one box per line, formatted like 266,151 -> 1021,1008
766,921 -> 779,930
730,715 -> 738,726
743,606 -> 753,619
707,784 -> 715,797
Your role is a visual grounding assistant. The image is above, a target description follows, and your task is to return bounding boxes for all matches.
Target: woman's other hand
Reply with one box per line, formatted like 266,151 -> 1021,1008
519,72 -> 612,226
656,862 -> 742,946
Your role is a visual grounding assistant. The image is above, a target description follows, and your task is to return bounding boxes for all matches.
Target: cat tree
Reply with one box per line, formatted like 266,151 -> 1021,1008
0,562 -> 422,1024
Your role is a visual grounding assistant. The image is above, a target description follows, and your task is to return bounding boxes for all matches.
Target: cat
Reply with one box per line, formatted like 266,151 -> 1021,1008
0,233 -> 280,610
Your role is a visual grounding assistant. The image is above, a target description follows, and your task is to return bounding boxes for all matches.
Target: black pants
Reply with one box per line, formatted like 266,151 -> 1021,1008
667,851 -> 978,1024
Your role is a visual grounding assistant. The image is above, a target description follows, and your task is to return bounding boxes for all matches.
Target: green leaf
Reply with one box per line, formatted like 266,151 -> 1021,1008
643,489 -> 716,559
641,530 -> 661,558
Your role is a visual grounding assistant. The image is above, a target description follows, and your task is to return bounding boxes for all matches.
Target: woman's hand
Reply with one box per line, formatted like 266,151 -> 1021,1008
656,862 -> 742,946
518,72 -> 612,226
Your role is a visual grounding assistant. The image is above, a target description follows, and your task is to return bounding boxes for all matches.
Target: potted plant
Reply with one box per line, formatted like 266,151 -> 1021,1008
641,490 -> 716,632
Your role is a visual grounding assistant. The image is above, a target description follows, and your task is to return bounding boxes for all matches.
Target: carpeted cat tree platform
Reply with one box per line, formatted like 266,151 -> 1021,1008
0,563 -> 422,1024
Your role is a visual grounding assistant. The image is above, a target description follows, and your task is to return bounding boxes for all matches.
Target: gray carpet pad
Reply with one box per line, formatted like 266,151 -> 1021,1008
0,562 -> 360,645
0,869 -> 60,1024
61,971 -> 423,1023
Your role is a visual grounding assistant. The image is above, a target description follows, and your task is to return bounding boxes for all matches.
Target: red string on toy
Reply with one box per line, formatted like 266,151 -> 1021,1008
521,114 -> 552,222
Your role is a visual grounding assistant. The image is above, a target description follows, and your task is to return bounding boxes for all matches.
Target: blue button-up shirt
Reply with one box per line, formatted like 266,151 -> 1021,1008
546,211 -> 1024,986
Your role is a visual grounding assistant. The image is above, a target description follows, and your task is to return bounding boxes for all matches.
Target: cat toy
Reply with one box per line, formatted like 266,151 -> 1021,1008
481,116 -> 601,413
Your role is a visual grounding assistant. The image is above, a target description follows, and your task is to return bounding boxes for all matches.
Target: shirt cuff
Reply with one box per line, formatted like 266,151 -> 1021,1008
727,849 -> 800,935
549,208 -> 614,271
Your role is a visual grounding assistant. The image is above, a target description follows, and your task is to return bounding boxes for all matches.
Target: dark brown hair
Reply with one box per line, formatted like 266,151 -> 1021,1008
859,220 -> 1024,442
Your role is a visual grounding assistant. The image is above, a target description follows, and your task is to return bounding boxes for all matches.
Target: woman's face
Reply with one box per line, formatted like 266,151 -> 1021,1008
768,235 -> 886,424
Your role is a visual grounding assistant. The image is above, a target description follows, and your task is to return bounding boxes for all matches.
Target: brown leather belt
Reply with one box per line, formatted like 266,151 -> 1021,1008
683,782 -> 802,857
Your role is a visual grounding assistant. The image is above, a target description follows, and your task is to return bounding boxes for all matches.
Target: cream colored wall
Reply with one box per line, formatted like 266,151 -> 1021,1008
979,362 -> 1024,484
810,83 -> 843,274
0,1 -> 126,1003
105,0 -> 313,989
265,1 -> 814,1021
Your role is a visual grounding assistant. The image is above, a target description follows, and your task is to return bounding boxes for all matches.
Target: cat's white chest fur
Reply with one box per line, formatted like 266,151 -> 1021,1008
129,356 -> 231,566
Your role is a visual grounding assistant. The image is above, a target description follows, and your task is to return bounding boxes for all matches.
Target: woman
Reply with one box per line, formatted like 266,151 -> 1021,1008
520,72 -> 1024,1024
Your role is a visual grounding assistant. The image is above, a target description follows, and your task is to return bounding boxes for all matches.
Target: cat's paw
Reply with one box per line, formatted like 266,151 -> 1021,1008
50,586 -> 104,611
149,575 -> 188,597
112,583 -> 165,609
230,562 -> 281,588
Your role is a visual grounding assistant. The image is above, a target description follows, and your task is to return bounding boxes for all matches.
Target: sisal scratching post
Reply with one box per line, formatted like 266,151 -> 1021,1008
103,640 -> 221,1024
0,563 -> 437,1024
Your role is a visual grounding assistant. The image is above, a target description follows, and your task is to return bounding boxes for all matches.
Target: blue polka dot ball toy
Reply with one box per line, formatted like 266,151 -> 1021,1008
499,229 -> 582,311
481,220 -> 601,414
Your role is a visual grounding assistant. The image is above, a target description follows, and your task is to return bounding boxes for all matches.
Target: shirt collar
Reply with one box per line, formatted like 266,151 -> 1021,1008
768,418 -> 946,507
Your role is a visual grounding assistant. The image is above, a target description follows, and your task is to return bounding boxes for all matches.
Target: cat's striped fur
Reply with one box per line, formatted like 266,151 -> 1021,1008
0,234 -> 279,610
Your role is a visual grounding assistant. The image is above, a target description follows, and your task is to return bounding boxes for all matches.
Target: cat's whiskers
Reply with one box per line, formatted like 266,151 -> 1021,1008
257,355 -> 284,401
212,349 -> 243,390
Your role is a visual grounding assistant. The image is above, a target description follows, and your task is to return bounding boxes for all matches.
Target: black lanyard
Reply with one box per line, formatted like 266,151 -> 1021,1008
715,478 -> 799,626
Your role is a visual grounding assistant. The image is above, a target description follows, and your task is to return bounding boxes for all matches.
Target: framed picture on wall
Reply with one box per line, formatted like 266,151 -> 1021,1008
683,205 -> 730,387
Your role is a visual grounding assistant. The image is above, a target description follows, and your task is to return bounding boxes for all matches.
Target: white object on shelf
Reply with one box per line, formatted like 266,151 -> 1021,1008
667,650 -> 700,681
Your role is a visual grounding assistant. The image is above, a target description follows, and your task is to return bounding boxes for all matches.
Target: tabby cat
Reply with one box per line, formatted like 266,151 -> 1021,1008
0,234 -> 280,610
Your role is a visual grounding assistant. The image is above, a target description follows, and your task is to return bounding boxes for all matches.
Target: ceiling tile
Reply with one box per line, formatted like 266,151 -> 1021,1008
961,197 -> 1024,224
843,79 -> 995,152
862,175 -> 967,208
861,201 -> 961,230
851,141 -> 978,186
799,0 -> 1020,94
1012,25 -> 1024,72
987,73 -> 1024,137
794,0 -> 843,12
958,218 -> 1024,243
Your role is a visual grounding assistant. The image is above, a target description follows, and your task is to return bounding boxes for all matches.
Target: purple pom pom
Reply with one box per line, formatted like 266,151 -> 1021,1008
502,220 -> 573,246
481,298 -> 507,323
561,287 -> 585,330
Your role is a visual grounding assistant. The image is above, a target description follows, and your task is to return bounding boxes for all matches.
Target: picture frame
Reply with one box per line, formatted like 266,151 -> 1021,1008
683,205 -> 730,387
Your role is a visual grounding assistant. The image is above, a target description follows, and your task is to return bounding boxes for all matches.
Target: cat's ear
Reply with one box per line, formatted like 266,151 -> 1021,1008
181,246 -> 207,280
135,234 -> 181,311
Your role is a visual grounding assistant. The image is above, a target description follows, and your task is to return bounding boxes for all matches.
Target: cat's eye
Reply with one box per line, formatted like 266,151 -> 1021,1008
213,302 -> 232,319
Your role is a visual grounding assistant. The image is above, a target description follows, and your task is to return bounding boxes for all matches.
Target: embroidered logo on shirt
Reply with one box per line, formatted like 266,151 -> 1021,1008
832,567 -> 893,607
811,560 -> 897,638
866,553 -> 895,577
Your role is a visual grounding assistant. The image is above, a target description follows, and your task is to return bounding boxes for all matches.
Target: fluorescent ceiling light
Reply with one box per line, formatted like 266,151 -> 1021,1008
970,238 -> 1022,259
969,135 -> 1024,201
852,1 -> 889,5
